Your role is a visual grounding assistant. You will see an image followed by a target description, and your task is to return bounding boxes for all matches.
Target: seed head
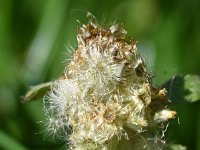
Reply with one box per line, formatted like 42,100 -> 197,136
44,20 -> 176,150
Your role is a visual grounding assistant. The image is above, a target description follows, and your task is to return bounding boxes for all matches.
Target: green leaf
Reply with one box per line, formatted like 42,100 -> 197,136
167,144 -> 187,150
23,82 -> 52,103
161,74 -> 200,103
0,130 -> 28,150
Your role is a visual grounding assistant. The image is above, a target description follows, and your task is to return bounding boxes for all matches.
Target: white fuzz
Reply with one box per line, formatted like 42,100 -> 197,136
44,21 -> 176,150
154,109 -> 176,123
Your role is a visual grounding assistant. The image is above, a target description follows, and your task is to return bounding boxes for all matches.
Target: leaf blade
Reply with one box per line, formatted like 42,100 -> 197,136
0,130 -> 28,150
23,81 -> 52,103
161,74 -> 200,103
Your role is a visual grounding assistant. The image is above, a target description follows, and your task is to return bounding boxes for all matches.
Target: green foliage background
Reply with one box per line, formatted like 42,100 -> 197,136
0,0 -> 200,149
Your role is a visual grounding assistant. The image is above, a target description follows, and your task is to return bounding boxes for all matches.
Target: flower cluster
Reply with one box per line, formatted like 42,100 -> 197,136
44,20 -> 176,150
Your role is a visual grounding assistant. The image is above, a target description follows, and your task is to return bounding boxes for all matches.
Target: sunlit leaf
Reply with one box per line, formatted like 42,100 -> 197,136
161,74 -> 200,103
23,82 -> 52,102
168,144 -> 187,150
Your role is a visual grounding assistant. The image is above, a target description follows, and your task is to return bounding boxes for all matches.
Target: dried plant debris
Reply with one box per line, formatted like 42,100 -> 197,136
26,19 -> 177,149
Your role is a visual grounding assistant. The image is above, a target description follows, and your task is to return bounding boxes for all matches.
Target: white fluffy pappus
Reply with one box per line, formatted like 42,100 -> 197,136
44,20 -> 176,150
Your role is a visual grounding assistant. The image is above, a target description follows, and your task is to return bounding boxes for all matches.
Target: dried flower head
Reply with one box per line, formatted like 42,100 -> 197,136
44,19 -> 176,150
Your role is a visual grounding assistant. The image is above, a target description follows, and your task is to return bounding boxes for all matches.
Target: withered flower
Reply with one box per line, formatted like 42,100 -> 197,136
44,19 -> 176,150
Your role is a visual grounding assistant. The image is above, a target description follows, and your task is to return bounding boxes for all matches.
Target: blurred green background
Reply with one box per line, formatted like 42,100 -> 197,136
0,0 -> 200,149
